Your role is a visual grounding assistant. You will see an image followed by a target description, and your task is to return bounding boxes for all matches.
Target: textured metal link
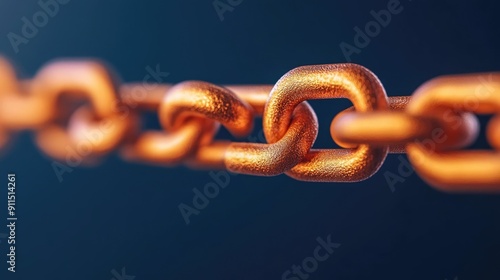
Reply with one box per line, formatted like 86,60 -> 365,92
0,57 -> 498,192
263,64 -> 389,182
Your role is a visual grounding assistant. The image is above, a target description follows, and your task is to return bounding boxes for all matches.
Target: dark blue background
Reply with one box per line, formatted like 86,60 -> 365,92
0,0 -> 499,279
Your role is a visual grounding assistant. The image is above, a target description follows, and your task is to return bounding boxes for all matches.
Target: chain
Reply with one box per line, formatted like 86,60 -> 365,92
0,58 -> 499,192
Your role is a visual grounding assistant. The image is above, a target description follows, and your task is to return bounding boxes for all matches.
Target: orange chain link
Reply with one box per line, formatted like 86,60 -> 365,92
0,57 -> 499,192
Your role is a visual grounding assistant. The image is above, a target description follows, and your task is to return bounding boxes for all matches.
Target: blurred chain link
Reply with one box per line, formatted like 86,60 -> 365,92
0,57 -> 498,192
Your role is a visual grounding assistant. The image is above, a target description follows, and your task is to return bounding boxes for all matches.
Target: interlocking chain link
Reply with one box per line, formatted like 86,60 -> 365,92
1,57 -> 499,192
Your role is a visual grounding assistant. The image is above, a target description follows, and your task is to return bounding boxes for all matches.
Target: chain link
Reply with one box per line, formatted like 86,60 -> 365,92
0,57 -> 498,192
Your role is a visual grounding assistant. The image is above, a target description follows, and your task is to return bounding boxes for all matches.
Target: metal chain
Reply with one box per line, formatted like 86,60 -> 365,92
1,58 -> 499,192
